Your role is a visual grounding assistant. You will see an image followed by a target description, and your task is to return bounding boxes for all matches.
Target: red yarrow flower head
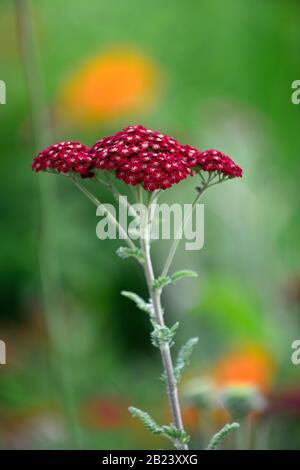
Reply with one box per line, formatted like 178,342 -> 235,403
32,141 -> 94,178
183,148 -> 242,178
89,125 -> 193,191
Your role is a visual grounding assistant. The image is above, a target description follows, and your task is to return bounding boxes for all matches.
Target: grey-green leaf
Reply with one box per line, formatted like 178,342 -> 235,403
161,424 -> 190,445
121,291 -> 152,315
174,337 -> 199,383
128,407 -> 162,435
206,422 -> 240,450
153,270 -> 198,290
129,407 -> 190,447
152,276 -> 172,289
169,270 -> 198,283
116,246 -> 145,263
151,321 -> 179,348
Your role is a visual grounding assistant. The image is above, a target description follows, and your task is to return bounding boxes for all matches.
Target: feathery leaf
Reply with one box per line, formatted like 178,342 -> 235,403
206,422 -> 240,450
121,291 -> 152,315
116,246 -> 145,263
174,337 -> 199,383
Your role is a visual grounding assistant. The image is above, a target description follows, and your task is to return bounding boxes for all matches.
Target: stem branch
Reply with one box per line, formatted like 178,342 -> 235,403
161,186 -> 207,278
71,177 -> 136,250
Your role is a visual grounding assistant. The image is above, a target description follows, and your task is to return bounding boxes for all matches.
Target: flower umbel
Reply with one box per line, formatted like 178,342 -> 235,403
89,125 -> 192,191
32,141 -> 94,178
185,149 -> 243,178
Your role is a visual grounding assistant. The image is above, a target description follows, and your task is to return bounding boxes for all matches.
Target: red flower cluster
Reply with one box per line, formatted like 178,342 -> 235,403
32,126 -> 243,189
89,125 -> 192,191
183,149 -> 242,178
32,141 -> 94,178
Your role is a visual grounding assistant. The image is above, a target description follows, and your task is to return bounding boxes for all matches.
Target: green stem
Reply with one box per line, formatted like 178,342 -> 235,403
95,175 -> 139,219
137,186 -> 188,450
161,186 -> 208,278
236,416 -> 252,450
160,172 -> 230,279
71,177 -> 136,250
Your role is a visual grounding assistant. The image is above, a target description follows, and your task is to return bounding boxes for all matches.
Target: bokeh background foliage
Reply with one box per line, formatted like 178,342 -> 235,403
0,0 -> 300,449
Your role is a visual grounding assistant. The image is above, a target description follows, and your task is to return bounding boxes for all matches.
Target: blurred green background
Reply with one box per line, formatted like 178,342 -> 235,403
0,0 -> 300,449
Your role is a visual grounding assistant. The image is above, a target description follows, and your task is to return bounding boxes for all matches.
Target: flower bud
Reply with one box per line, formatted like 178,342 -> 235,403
182,378 -> 216,410
219,384 -> 266,419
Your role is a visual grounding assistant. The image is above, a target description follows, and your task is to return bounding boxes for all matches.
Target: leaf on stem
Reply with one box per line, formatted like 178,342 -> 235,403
174,337 -> 199,384
206,422 -> 240,450
152,276 -> 171,289
128,407 -> 163,435
116,246 -> 145,263
121,291 -> 152,315
161,424 -> 190,446
170,270 -> 198,282
151,321 -> 179,348
128,407 -> 190,447
153,270 -> 198,290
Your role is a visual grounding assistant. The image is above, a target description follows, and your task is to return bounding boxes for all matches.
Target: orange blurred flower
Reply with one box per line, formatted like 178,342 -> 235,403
58,48 -> 159,125
182,406 -> 200,432
214,345 -> 275,393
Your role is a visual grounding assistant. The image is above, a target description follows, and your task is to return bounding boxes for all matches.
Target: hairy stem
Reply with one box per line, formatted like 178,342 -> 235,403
161,175 -> 229,278
72,177 -> 136,250
161,186 -> 207,278
98,176 -> 139,219
138,187 -> 188,450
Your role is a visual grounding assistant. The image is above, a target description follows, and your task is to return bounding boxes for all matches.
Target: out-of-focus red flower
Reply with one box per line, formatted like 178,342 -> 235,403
32,141 -> 94,177
58,49 -> 158,125
265,386 -> 300,416
89,125 -> 192,191
80,396 -> 129,430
